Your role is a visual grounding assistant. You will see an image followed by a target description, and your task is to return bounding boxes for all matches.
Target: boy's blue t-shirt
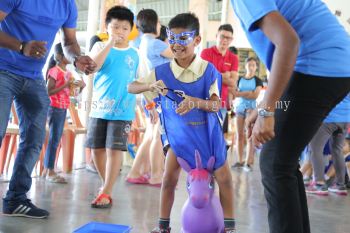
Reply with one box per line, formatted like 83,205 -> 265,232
231,0 -> 350,77
0,0 -> 77,79
90,46 -> 139,121
139,34 -> 170,70
324,93 -> 350,123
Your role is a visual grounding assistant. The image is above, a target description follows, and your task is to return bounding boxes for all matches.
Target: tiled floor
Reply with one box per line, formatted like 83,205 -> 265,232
0,163 -> 349,233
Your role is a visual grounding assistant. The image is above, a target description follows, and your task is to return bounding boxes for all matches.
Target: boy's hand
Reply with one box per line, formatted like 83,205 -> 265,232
149,108 -> 159,124
176,95 -> 196,116
107,33 -> 123,45
149,80 -> 168,95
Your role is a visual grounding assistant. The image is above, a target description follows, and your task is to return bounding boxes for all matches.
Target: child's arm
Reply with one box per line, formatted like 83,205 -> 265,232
47,77 -> 71,96
128,80 -> 167,95
89,35 -> 118,70
236,86 -> 262,99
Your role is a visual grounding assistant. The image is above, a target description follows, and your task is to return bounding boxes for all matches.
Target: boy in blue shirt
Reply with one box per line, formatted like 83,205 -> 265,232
86,6 -> 140,209
231,0 -> 350,232
128,13 -> 236,233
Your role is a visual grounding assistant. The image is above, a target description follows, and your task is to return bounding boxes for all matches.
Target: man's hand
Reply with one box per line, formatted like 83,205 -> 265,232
246,109 -> 275,148
176,95 -> 196,116
75,56 -> 97,75
22,41 -> 47,59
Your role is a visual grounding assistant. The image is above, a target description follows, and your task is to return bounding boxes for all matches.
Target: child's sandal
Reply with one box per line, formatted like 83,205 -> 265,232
91,193 -> 112,209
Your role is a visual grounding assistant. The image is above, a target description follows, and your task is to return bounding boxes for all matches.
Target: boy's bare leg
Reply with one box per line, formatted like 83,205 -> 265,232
92,148 -> 107,185
159,149 -> 181,218
103,149 -> 123,194
214,161 -> 234,218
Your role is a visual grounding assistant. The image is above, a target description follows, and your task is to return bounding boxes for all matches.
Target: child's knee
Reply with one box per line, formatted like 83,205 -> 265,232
216,170 -> 233,188
162,172 -> 178,189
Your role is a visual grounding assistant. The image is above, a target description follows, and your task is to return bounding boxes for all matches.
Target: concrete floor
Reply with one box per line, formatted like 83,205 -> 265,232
0,164 -> 349,233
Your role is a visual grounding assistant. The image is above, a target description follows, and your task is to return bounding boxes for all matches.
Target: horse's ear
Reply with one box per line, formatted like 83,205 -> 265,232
177,157 -> 191,173
195,150 -> 203,169
207,156 -> 215,173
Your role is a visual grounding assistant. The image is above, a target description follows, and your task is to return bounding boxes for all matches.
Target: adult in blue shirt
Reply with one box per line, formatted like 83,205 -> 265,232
231,0 -> 350,232
0,0 -> 96,219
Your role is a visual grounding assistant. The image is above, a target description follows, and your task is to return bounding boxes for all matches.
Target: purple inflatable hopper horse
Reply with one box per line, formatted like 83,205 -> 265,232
177,150 -> 225,233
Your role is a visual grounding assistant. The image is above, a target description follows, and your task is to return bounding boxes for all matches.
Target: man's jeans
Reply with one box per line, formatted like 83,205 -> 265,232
0,70 -> 49,203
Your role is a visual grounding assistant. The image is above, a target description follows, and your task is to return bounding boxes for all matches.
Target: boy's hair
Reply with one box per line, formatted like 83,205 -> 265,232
157,25 -> 167,42
245,56 -> 259,65
137,9 -> 158,34
168,12 -> 200,36
105,6 -> 134,28
218,24 -> 233,34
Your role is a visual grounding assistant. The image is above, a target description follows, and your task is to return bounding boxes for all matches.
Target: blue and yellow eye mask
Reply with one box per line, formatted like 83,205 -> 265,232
166,28 -> 197,46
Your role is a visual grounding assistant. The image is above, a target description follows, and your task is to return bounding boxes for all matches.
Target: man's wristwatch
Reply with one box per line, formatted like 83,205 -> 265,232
257,108 -> 275,117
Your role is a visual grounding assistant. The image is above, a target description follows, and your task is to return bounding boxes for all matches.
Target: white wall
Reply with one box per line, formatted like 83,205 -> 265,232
322,0 -> 350,33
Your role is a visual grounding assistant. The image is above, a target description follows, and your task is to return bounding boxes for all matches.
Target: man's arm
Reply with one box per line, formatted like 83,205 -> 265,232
0,11 -> 21,51
255,11 -> 299,110
61,28 -> 97,75
0,10 -> 47,58
246,11 -> 300,146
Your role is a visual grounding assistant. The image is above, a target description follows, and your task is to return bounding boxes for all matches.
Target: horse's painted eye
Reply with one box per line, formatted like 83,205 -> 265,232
187,182 -> 191,189
209,180 -> 214,189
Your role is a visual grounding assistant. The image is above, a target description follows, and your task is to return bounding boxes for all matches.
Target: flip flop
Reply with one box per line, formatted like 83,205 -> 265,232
126,176 -> 149,185
91,193 -> 112,209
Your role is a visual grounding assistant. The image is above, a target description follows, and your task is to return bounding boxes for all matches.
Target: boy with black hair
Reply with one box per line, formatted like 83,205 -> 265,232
128,13 -> 236,233
86,5 -> 141,208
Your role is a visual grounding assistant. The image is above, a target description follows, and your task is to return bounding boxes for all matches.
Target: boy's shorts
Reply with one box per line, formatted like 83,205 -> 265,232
85,117 -> 131,151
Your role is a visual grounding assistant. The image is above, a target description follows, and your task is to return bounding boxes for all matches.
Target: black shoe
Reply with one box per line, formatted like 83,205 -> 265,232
3,199 -> 49,219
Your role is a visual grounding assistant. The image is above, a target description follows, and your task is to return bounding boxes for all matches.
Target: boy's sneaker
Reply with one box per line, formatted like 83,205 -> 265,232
305,183 -> 328,196
3,199 -> 49,219
150,227 -> 171,233
328,183 -> 348,196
